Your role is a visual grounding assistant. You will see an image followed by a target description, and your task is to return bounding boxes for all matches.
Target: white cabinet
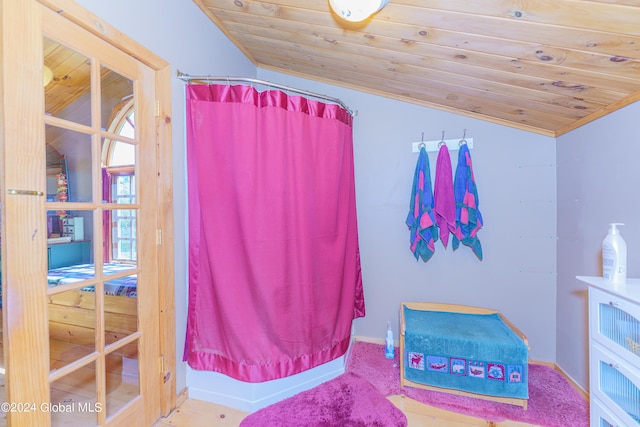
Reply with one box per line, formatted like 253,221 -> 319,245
590,399 -> 628,427
62,216 -> 84,241
578,276 -> 640,426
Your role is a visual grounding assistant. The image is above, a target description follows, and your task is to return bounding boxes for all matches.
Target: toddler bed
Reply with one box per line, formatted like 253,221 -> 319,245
400,302 -> 529,409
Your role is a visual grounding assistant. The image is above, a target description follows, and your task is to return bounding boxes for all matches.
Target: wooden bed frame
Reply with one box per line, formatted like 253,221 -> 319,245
0,289 -> 137,369
399,302 -> 529,409
48,289 -> 138,369
0,261 -> 140,371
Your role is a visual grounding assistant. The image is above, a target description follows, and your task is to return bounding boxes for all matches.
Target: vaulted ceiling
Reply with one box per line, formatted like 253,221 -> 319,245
193,0 -> 640,137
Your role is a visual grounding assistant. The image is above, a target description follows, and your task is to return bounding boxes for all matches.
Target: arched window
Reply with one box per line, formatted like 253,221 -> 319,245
102,97 -> 136,262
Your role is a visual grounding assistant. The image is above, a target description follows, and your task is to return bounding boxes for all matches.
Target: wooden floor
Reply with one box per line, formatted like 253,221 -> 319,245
154,396 -> 538,427
0,337 -> 139,427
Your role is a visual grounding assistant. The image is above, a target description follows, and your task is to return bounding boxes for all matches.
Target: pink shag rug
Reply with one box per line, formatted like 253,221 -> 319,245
239,371 -> 407,427
346,341 -> 589,427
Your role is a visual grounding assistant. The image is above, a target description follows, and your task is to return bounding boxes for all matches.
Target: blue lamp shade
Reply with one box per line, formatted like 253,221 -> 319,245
329,0 -> 389,22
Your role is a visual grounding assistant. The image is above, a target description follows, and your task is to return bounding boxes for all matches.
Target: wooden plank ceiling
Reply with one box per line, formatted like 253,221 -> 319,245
193,0 -> 640,137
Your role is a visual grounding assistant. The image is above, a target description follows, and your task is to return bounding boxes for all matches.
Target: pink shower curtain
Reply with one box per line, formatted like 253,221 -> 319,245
184,84 -> 365,383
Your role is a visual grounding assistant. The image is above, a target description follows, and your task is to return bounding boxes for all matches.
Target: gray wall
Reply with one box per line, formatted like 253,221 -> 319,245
556,100 -> 640,389
258,70 -> 558,364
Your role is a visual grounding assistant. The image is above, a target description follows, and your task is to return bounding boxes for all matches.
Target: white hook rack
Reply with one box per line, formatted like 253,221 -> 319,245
412,137 -> 473,153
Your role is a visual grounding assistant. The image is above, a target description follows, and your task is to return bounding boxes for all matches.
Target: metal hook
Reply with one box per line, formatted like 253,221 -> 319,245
438,130 -> 446,147
418,132 -> 426,149
459,129 -> 468,146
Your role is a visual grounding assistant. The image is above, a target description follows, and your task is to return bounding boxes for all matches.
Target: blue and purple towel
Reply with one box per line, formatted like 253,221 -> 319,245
406,147 -> 438,261
452,144 -> 483,259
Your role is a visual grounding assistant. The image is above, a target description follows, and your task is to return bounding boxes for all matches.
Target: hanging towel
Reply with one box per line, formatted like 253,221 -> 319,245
406,146 -> 438,261
434,144 -> 456,248
452,144 -> 483,260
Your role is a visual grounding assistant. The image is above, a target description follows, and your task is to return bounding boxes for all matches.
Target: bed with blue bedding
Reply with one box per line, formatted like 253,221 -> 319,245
0,263 -> 137,309
400,302 -> 529,409
47,262 -> 138,297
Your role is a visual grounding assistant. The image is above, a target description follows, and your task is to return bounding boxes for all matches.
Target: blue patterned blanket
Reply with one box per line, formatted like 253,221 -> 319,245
403,306 -> 528,399
47,262 -> 138,298
0,263 -> 137,310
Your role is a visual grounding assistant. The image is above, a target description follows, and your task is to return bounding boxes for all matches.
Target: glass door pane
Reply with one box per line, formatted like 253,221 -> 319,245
44,38 -> 92,127
50,361 -> 99,426
100,66 -> 133,134
48,287 -> 96,371
45,126 -> 93,204
105,340 -> 140,417
104,272 -> 138,342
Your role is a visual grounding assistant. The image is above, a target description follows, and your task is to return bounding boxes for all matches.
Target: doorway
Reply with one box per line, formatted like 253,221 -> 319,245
0,1 -> 174,425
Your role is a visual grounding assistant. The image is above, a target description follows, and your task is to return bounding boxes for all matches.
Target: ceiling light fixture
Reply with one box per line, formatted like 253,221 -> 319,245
43,65 -> 54,87
329,0 -> 389,22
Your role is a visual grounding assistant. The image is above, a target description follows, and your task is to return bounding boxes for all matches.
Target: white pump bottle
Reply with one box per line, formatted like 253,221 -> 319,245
602,223 -> 627,285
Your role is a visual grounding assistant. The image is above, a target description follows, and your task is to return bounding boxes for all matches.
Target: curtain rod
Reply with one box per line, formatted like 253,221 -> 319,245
176,70 -> 354,116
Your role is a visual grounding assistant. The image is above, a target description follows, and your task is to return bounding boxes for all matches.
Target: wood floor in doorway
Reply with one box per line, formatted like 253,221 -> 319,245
0,338 -> 138,427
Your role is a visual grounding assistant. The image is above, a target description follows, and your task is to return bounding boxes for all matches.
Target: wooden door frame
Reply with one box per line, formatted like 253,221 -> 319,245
1,0 -> 176,424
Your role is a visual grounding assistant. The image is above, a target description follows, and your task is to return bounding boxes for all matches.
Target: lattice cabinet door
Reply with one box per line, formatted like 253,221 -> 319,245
579,277 -> 640,427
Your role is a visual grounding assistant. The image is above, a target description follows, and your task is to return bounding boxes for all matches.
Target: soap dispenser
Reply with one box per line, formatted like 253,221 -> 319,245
385,321 -> 394,359
602,223 -> 627,285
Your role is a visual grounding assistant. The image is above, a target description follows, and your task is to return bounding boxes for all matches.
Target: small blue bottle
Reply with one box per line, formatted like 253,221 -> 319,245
385,321 -> 394,359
